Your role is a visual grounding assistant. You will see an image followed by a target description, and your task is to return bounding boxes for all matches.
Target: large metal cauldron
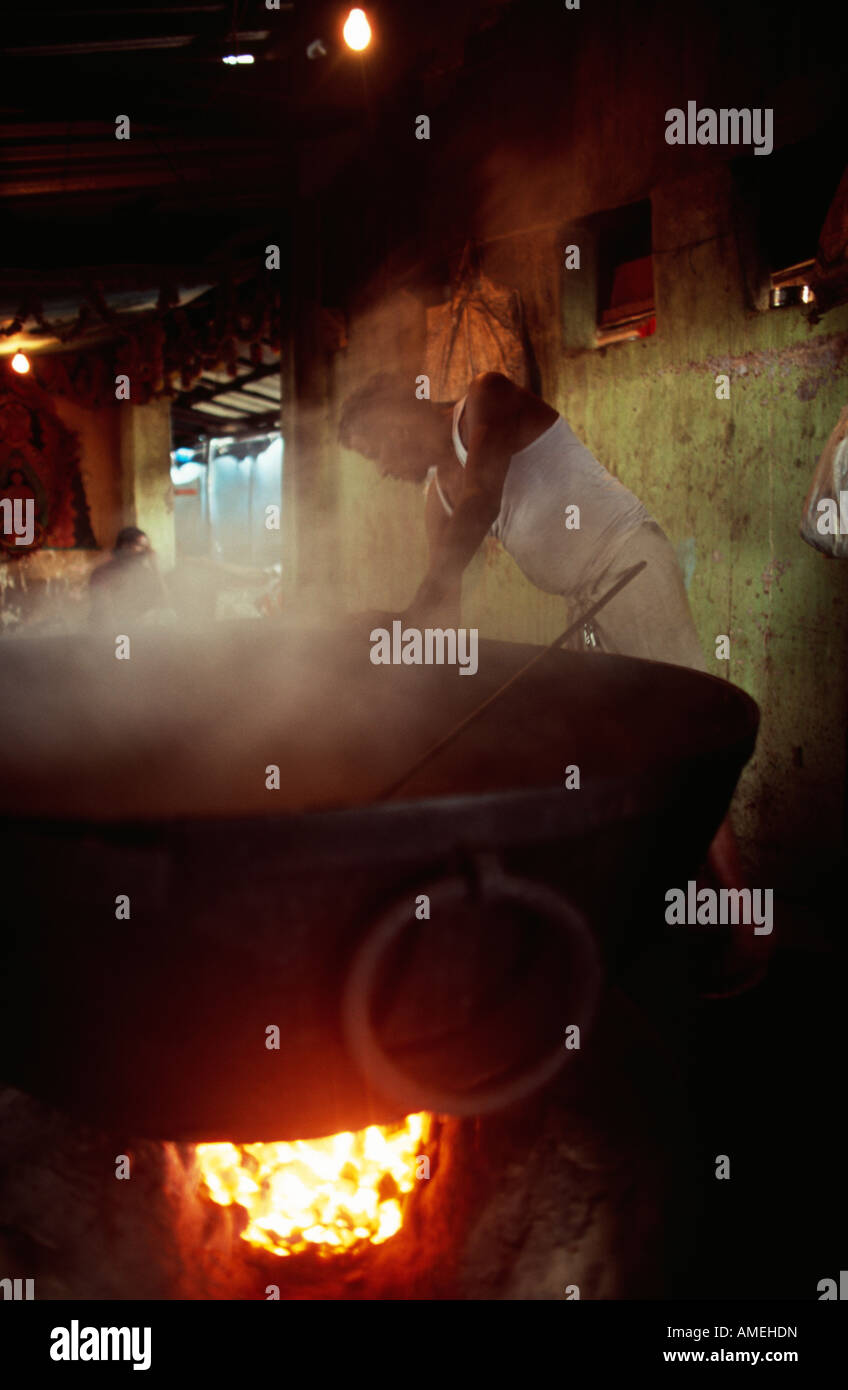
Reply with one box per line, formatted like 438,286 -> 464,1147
0,624 -> 758,1140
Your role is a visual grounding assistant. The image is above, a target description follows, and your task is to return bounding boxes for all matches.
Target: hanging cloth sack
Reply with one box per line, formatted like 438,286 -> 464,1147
425,242 -> 531,400
799,405 -> 848,558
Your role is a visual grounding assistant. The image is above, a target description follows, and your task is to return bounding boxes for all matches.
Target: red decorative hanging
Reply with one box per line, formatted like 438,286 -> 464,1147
0,371 -> 96,556
20,273 -> 282,409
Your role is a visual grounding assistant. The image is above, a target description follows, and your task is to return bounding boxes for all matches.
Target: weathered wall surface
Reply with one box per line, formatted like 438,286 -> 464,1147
56,394 -> 123,549
475,179 -> 848,885
119,398 -> 175,569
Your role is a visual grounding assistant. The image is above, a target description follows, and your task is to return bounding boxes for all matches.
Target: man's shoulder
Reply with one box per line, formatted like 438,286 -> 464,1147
89,558 -> 117,585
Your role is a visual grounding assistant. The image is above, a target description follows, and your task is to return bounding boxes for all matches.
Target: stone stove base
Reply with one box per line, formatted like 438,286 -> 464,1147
0,988 -> 684,1300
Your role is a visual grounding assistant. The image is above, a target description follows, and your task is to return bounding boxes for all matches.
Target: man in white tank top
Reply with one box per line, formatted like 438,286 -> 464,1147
339,370 -> 764,984
339,370 -> 704,667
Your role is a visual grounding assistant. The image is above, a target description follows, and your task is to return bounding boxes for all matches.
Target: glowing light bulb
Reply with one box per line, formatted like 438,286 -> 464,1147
11,352 -> 30,374
343,8 -> 371,51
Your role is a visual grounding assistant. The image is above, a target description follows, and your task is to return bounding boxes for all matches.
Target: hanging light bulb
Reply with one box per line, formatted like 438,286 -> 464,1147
11,352 -> 30,374
343,8 -> 371,51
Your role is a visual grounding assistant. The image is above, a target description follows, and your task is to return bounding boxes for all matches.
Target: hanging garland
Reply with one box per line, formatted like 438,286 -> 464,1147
18,272 -> 282,411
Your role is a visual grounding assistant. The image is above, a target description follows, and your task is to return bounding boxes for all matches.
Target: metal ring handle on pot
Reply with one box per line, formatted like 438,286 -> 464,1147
341,864 -> 603,1117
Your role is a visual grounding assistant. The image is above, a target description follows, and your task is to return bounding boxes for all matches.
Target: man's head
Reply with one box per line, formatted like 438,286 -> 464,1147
338,373 -> 445,483
114,526 -> 152,558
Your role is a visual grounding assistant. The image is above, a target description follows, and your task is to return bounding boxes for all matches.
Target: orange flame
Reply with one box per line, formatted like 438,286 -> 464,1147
196,1114 -> 430,1258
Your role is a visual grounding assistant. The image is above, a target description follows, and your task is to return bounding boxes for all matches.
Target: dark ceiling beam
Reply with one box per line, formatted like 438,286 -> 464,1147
53,6 -> 227,13
0,134 -> 281,158
0,122 -> 205,138
3,37 -> 197,56
0,261 -> 266,292
0,158 -> 280,200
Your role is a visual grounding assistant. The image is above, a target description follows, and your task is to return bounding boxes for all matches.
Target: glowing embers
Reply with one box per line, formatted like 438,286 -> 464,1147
196,1114 -> 430,1258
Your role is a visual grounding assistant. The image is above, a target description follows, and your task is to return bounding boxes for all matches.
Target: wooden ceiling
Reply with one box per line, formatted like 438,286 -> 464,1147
171,340 -> 282,445
0,0 -> 509,430
0,2 -> 517,436
0,0 -> 512,278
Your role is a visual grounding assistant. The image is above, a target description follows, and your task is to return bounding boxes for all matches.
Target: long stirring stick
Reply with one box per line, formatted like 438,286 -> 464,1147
377,559 -> 647,801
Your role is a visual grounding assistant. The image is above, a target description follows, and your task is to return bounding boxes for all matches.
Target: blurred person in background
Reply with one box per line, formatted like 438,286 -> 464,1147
89,526 -> 173,629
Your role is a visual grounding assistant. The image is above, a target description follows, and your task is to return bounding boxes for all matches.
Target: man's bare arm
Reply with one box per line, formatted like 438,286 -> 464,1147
409,489 -> 499,620
407,375 -> 517,622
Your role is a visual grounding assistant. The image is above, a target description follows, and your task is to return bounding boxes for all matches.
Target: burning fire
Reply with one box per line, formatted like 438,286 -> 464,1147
196,1113 -> 430,1258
